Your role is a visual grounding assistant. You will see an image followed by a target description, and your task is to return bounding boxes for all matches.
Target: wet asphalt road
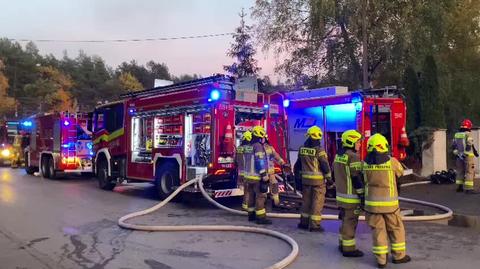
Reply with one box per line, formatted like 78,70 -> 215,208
1,167 -> 480,269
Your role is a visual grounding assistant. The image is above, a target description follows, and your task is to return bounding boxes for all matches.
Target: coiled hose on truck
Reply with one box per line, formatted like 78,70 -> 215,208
118,176 -> 453,269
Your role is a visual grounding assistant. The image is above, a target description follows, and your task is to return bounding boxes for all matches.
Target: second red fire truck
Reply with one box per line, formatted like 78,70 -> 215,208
24,112 -> 94,178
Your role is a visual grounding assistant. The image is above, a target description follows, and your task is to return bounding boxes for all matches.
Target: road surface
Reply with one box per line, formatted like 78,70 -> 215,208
0,167 -> 479,269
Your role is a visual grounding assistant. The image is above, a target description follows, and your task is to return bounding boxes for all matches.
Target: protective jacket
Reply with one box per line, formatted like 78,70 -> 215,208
453,131 -> 478,158
363,152 -> 404,213
334,148 -> 364,209
297,143 -> 331,186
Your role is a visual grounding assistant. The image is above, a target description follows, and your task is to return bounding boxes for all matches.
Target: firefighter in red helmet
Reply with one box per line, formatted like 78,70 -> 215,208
452,119 -> 479,194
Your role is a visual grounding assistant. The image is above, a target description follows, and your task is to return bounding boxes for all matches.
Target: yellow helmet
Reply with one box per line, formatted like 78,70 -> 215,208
341,130 -> 362,148
252,126 -> 267,138
367,133 -> 389,153
242,130 -> 252,142
306,125 -> 323,140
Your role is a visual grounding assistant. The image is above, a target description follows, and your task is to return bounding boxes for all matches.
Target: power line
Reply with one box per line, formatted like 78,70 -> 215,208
8,32 -> 235,43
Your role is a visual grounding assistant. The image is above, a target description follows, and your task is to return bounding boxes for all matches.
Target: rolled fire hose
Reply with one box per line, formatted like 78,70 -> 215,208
119,176 -> 452,269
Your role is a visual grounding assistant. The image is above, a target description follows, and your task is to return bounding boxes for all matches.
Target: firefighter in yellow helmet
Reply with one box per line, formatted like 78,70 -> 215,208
452,119 -> 479,194
295,125 -> 331,232
363,133 -> 410,268
246,125 -> 287,224
236,130 -> 253,211
333,130 -> 364,257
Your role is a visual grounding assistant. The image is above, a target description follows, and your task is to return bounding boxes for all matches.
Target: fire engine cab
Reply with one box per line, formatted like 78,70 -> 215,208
24,112 -> 93,178
270,86 -> 409,168
92,75 -> 284,199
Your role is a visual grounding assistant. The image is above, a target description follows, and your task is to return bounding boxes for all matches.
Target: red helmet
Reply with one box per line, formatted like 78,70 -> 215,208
461,119 -> 473,129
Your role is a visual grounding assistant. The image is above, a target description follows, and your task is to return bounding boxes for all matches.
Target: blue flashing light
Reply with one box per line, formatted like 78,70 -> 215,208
128,107 -> 136,115
89,151 -> 94,156
62,142 -> 75,149
263,104 -> 269,109
354,102 -> 363,112
210,89 -> 220,101
22,121 -> 33,127
86,142 -> 93,150
63,120 -> 70,126
283,99 -> 290,108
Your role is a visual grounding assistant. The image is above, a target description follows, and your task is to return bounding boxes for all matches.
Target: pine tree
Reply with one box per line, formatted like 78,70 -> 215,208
419,55 -> 445,128
224,9 -> 261,78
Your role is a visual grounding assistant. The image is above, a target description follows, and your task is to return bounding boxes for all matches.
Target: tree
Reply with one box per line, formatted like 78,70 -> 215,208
224,9 -> 261,77
403,66 -> 421,132
23,66 -> 75,113
118,72 -> 143,92
0,60 -> 16,118
419,56 -> 445,128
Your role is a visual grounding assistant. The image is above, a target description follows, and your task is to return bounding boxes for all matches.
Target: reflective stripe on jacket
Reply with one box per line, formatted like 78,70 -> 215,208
363,157 -> 403,213
334,150 -> 363,208
453,132 -> 475,157
298,146 -> 331,186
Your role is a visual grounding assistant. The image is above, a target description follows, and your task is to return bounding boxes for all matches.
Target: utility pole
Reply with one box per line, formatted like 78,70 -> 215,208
362,0 -> 369,89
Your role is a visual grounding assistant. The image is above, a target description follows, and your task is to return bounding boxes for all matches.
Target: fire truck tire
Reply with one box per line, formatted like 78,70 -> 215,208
41,156 -> 51,179
47,156 -> 57,179
155,162 -> 179,200
24,153 -> 36,175
97,159 -> 116,190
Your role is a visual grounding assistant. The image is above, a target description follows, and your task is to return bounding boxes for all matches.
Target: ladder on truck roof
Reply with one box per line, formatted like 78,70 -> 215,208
120,74 -> 234,99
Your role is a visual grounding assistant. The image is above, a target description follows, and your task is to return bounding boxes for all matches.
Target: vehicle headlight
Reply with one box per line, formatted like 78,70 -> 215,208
1,149 -> 11,157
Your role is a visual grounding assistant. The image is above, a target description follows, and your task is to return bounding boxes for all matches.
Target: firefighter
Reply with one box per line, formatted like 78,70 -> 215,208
296,125 -> 331,232
333,130 -> 364,257
245,125 -> 277,225
452,119 -> 479,194
236,130 -> 252,211
264,137 -> 288,206
363,133 -> 411,268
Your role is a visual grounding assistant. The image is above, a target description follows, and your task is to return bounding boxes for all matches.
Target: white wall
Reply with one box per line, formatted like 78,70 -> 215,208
421,129 -> 447,176
470,128 -> 480,174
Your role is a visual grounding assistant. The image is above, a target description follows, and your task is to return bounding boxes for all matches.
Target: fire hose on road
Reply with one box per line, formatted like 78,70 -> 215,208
119,176 -> 453,269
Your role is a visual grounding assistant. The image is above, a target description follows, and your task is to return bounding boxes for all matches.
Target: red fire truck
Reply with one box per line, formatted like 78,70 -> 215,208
92,75 -> 287,199
24,112 -> 94,178
269,86 -> 409,167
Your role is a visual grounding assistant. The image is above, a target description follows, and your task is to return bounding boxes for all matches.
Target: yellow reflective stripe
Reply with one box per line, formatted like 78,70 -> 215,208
342,239 -> 356,247
301,213 -> 310,218
465,181 -> 474,186
244,175 -> 260,181
363,161 -> 392,171
302,175 -> 324,180
319,151 -> 327,157
456,179 -> 464,184
336,196 -> 361,204
356,188 -> 365,194
93,128 -> 125,144
311,215 -> 322,221
391,242 -> 406,251
389,170 -> 395,197
365,200 -> 399,207
247,207 -> 255,212
372,245 -> 389,254
350,161 -> 362,169
334,154 -> 348,164
242,203 -> 248,210
455,133 -> 466,139
346,165 -> 352,194
256,208 -> 266,215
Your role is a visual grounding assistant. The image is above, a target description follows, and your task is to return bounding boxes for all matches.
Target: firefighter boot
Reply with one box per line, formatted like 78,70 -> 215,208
343,249 -> 364,258
297,215 -> 309,230
248,212 -> 256,222
256,218 -> 272,225
456,185 -> 464,192
309,226 -> 325,232
392,255 -> 411,264
465,190 -> 480,194
377,263 -> 387,269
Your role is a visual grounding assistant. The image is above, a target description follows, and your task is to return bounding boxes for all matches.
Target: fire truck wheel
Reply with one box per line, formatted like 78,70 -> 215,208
41,156 -> 51,179
155,162 -> 179,200
97,159 -> 116,191
24,153 -> 36,175
48,157 -> 57,179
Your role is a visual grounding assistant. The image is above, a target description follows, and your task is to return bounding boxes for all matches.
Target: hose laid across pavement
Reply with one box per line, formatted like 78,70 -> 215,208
119,176 -> 452,269
119,178 -> 299,269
